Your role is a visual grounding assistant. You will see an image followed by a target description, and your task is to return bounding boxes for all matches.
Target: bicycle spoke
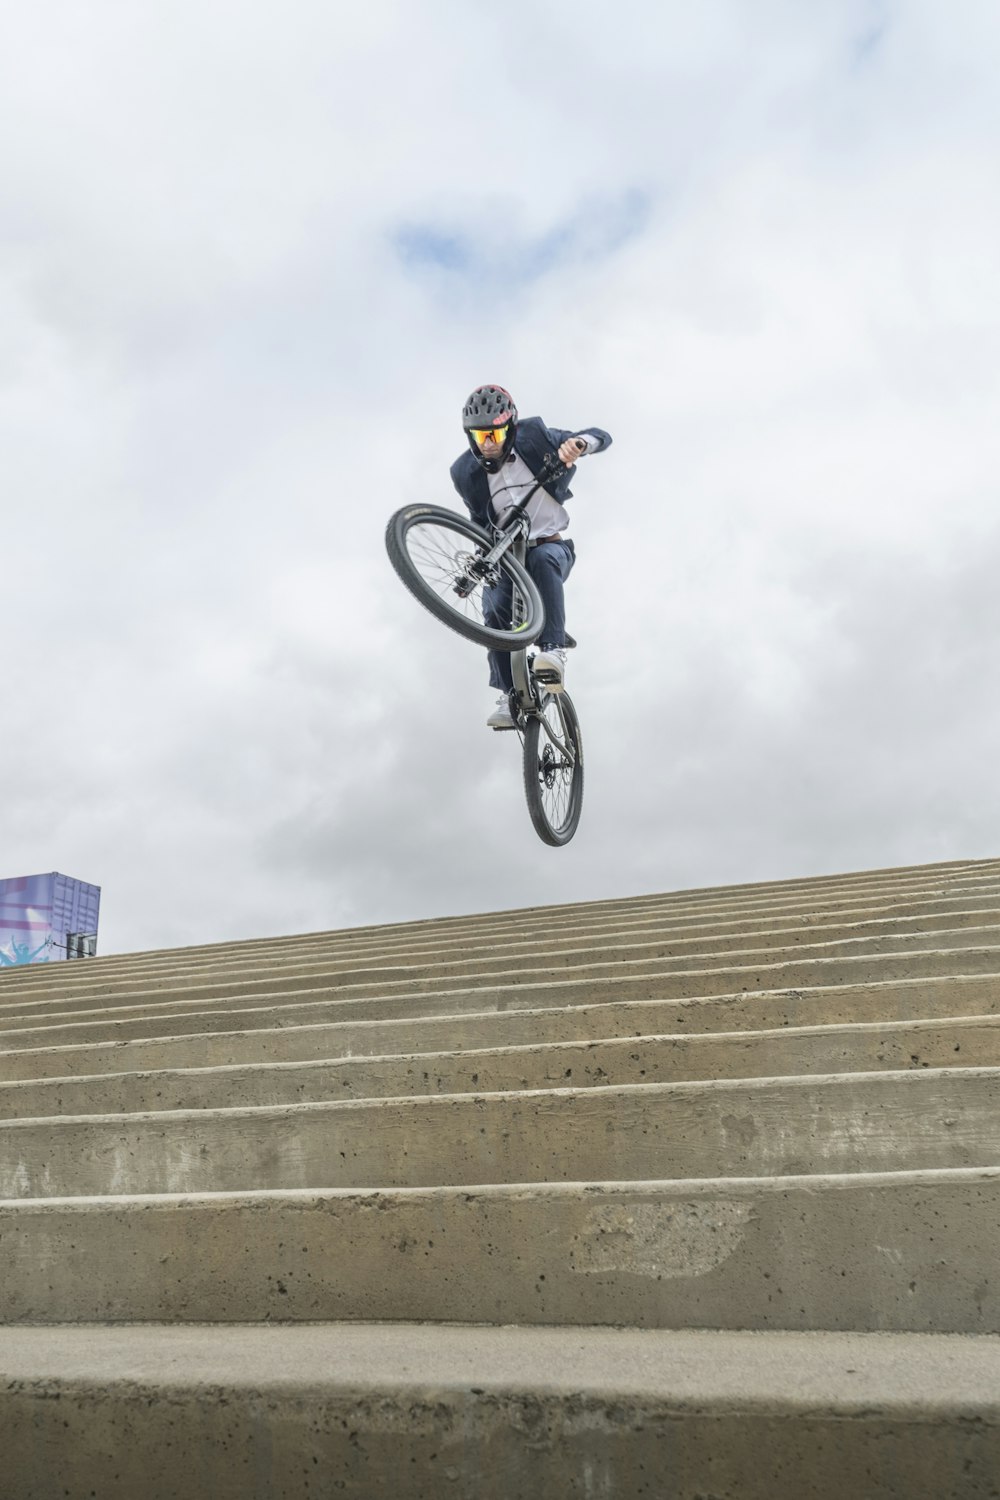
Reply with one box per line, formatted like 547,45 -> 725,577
530,696 -> 576,834
404,522 -> 492,625
386,502 -> 546,652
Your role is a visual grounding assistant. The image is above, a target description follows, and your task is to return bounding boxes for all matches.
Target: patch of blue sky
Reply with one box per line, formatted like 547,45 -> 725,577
392,187 -> 652,292
517,188 -> 651,281
850,1 -> 889,66
394,227 -> 473,273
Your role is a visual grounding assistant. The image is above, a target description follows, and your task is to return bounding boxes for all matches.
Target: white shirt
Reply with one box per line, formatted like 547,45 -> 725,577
486,436 -> 598,539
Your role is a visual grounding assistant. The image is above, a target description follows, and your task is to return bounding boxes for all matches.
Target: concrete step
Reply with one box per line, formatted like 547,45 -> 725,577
1,1013 -> 995,1118
9,898 -> 1000,1015
4,945 -> 1000,1055
2,857 -> 999,1492
1,1067 -> 998,1198
3,859 -> 1000,1003
1,1168 -> 997,1331
4,971 -> 1000,1082
1,1324 -> 998,1499
6,917 -> 1000,1020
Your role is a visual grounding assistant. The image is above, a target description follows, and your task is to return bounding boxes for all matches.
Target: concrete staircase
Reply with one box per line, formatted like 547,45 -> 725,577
1,856 -> 999,1497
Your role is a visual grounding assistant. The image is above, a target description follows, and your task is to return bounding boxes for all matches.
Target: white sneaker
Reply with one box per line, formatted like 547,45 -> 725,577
531,647 -> 567,692
487,693 -> 516,729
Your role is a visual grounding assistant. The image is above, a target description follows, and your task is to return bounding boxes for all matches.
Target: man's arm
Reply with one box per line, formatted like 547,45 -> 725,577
546,424 -> 612,465
449,455 -> 471,507
450,453 -> 490,529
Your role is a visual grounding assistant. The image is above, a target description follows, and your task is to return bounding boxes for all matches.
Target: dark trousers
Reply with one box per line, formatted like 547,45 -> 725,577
484,538 -> 576,692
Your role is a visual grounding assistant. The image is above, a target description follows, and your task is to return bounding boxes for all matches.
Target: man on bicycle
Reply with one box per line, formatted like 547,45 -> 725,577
450,384 -> 612,728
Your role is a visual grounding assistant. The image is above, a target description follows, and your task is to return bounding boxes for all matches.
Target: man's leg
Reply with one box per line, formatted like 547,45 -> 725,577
526,540 -> 575,649
526,541 -> 575,691
483,571 -> 514,695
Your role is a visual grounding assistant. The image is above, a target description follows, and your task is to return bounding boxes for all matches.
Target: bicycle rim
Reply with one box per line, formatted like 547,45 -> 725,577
522,691 -> 584,846
385,506 -> 545,650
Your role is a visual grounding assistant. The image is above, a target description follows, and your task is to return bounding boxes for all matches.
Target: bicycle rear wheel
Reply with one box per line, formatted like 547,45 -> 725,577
522,690 -> 584,846
386,505 -> 545,650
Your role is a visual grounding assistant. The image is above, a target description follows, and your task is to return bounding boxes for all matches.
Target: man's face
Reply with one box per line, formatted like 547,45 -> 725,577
472,422 -> 509,459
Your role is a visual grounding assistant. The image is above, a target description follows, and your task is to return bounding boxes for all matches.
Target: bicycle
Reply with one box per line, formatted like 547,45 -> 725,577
385,455 -> 584,846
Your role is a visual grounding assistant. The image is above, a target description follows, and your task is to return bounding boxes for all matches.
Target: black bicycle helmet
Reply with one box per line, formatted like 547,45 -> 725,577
462,384 -> 518,472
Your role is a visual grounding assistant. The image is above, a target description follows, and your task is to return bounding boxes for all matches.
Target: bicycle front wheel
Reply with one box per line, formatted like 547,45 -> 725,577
385,505 -> 545,650
523,690 -> 584,846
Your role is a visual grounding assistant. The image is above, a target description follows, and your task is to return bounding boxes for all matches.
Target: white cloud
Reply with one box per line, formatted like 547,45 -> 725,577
2,0 -> 999,952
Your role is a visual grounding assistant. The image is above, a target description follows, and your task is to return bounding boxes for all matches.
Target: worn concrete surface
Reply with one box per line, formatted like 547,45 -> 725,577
1,1065 -> 998,1197
5,914 -> 1000,1019
2,857 -> 1000,1496
1,971 -> 999,1092
2,1325 -> 999,1500
0,1012 -> 995,1117
6,940 -> 1000,1044
0,1168 -> 997,1330
3,971 -> 1000,1083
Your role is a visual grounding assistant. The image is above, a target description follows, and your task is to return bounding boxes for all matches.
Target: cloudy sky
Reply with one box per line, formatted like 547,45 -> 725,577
3,0 -> 999,955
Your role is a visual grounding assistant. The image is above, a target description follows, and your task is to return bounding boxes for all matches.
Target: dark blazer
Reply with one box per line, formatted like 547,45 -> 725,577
449,416 -> 612,530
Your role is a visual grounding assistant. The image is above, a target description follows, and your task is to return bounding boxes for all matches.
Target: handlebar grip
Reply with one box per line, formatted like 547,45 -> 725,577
542,441 -> 585,476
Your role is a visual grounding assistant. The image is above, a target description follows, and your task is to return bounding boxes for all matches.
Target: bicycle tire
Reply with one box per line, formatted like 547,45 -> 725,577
522,690 -> 584,846
385,505 -> 545,650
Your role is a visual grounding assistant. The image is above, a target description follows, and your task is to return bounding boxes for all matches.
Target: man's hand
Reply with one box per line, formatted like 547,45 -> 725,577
558,436 -> 588,465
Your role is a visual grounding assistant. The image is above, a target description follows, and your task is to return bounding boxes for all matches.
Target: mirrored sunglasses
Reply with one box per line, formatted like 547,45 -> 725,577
471,424 -> 509,448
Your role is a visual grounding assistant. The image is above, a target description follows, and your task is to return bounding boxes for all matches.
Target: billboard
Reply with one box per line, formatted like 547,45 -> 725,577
0,872 -> 101,966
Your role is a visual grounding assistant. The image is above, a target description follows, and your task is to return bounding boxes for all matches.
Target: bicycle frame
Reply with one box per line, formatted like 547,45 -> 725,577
497,490 -> 578,771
